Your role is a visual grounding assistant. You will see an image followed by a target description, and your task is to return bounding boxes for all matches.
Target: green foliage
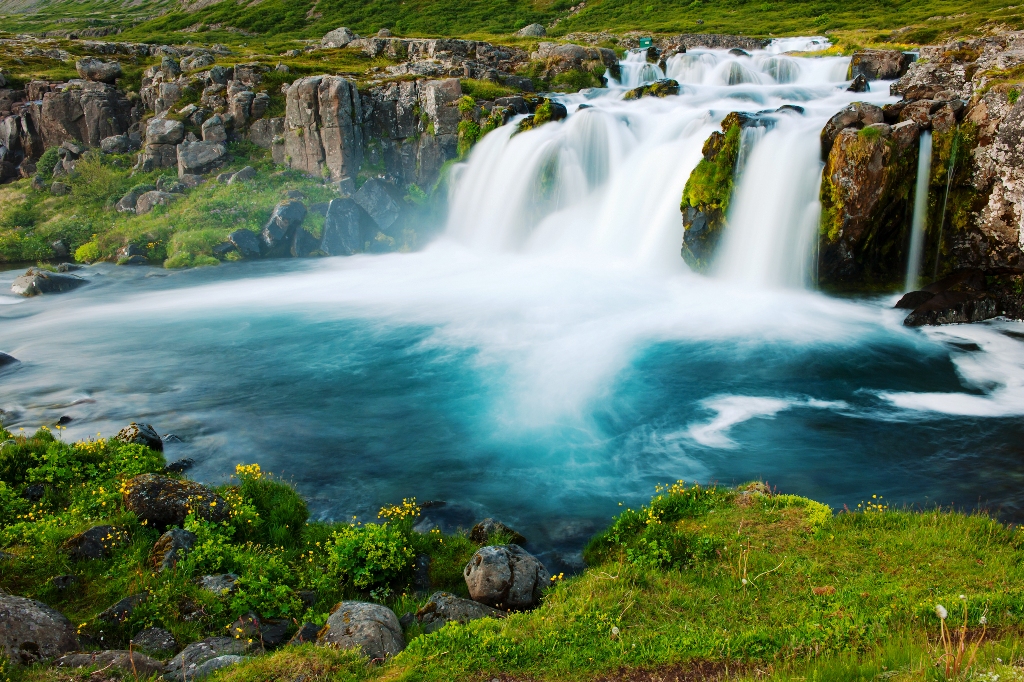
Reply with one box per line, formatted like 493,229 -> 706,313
325,522 -> 416,591
233,468 -> 309,548
457,119 -> 482,159
551,68 -> 602,92
858,124 -> 884,141
681,123 -> 741,216
460,79 -> 518,100
67,151 -> 131,206
36,147 -> 61,180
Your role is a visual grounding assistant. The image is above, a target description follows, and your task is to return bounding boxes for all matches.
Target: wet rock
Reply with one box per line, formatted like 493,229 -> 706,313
11,268 -> 87,297
64,524 -> 127,560
847,74 -> 870,92
515,98 -> 569,133
288,622 -> 321,645
177,139 -> 227,177
623,78 -> 680,100
75,58 -> 122,83
163,637 -> 248,680
115,422 -> 163,451
98,592 -> 148,623
228,229 -> 262,258
151,528 -> 197,571
199,573 -> 238,595
904,291 -> 998,326
131,627 -> 177,655
163,457 -> 196,474
261,200 -> 307,255
415,591 -> 505,633
0,352 -> 20,368
317,602 -> 405,662
895,290 -> 935,309
291,227 -> 320,257
353,177 -> 402,232
820,101 -> 885,159
848,49 -> 911,81
516,23 -> 546,37
463,544 -> 551,610
55,650 -> 163,677
320,198 -> 373,256
122,474 -> 229,528
0,595 -> 79,664
470,518 -> 526,545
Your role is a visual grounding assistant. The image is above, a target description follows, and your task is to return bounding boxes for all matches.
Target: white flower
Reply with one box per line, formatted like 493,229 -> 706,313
980,616 -> 988,625
959,594 -> 966,600
936,604 -> 948,620
611,626 -> 620,636
741,578 -> 748,585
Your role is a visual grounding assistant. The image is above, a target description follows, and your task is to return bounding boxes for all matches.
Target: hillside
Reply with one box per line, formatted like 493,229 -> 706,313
1,0 -> 1022,45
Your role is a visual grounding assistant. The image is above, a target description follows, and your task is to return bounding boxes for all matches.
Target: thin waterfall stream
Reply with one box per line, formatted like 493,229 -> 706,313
905,131 -> 933,291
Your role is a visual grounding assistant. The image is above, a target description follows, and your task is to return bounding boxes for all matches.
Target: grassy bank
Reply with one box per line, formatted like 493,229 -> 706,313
3,424 -> 1024,681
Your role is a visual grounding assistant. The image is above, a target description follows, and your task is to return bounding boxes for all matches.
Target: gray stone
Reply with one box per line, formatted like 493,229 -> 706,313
75,58 -> 122,83
228,229 -> 261,258
151,528 -> 197,571
50,181 -> 69,195
261,200 -> 307,255
199,573 -> 238,595
177,139 -> 227,177
320,198 -> 373,256
291,228 -> 320,257
516,23 -> 546,37
131,627 -> 177,654
353,177 -> 402,232
100,134 -> 131,153
415,591 -> 505,633
146,118 -> 185,145
180,173 -> 206,188
289,622 -> 321,645
55,650 -> 163,677
181,53 -> 215,72
228,165 -> 256,183
11,268 -> 86,297
134,189 -> 177,214
317,601 -> 405,662
0,595 -> 79,664
163,637 -> 247,680
192,654 -> 244,678
282,75 -> 363,182
463,544 -> 550,611
321,26 -> 357,48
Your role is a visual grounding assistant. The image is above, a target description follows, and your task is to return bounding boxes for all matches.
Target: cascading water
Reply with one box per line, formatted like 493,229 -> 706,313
905,131 -> 933,292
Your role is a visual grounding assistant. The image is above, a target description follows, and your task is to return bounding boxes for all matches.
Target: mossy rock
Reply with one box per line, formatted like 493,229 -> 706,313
623,78 -> 680,101
679,119 -> 742,270
515,98 -> 568,135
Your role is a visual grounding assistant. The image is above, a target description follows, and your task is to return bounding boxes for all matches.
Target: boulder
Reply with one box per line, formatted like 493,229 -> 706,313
470,518 -> 526,545
415,591 -> 505,634
0,595 -> 80,664
115,422 -> 164,450
100,134 -> 131,154
11,268 -> 87,297
261,200 -> 307,255
198,573 -> 238,595
463,544 -> 550,610
820,102 -> 884,160
201,115 -> 227,143
64,524 -> 127,560
847,49 -> 911,81
98,593 -> 148,623
146,118 -> 185,146
181,53 -> 215,72
131,627 -> 177,654
228,613 -> 290,649
163,637 -> 248,681
320,198 -> 373,256
289,622 -> 321,645
0,352 -> 19,369
55,650 -> 163,677
75,58 -> 123,83
847,74 -> 870,93
150,528 -> 197,571
135,190 -> 177,216
516,23 -> 546,37
228,229 -> 262,258
903,291 -> 998,326
353,178 -> 402,232
228,165 -> 256,183
317,602 -> 405,662
50,182 -> 70,195
122,474 -> 229,528
163,457 -> 195,474
192,655 -> 244,679
177,139 -> 227,177
623,79 -> 680,100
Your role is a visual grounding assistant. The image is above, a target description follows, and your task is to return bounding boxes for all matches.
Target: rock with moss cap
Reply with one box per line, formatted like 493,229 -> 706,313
623,78 -> 680,100
122,474 -> 229,528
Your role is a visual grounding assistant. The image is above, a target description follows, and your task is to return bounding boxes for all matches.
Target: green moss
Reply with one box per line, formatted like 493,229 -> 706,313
622,78 -> 680,100
457,119 -> 482,159
925,121 -> 984,279
678,121 -> 741,269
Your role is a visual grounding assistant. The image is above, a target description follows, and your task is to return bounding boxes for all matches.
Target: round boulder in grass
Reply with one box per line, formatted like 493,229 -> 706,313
0,595 -> 80,664
464,544 -> 551,611
122,474 -> 229,528
317,602 -> 404,662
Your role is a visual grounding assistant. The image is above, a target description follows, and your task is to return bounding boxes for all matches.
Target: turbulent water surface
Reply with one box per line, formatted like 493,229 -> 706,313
2,39 -> 1023,571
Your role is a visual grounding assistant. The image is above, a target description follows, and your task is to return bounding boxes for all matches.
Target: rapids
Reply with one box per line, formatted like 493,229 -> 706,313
2,39 -> 1023,570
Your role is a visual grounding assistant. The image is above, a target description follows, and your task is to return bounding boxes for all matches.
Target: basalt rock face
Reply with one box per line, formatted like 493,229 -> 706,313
282,76 -> 364,183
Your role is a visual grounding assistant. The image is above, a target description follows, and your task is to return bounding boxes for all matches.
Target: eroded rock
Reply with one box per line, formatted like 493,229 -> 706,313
463,544 -> 550,610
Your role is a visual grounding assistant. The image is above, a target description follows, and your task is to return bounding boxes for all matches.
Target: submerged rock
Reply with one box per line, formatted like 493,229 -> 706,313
0,595 -> 80,664
623,78 -> 680,100
0,352 -> 19,369
11,268 -> 87,297
317,601 -> 405,662
463,544 -> 550,610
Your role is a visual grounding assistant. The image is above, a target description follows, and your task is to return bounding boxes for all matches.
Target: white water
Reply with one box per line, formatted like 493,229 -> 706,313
904,131 -> 933,292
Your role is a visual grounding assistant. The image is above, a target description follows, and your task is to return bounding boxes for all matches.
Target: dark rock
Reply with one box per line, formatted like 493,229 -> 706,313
317,601 -> 405,662
115,423 -> 163,451
904,291 -> 999,326
415,591 -> 505,633
65,524 -> 127,560
463,544 -> 550,611
470,518 -> 526,545
50,575 -> 76,590
895,290 -> 935,309
0,595 -> 79,664
0,352 -> 19,369
353,178 -> 402,232
132,627 -> 177,655
23,484 -> 44,502
320,198 -> 373,256
151,528 -> 197,571
75,58 -> 123,84
116,244 -> 146,261
50,182 -> 69,195
11,268 -> 87,297
199,573 -> 238,595
122,474 -> 229,528
228,229 -> 261,259
398,612 -> 414,628
261,200 -> 307,255
162,637 -> 248,680
180,173 -> 206,188
56,415 -> 72,425
288,622 -> 321,645
54,263 -> 80,273
163,457 -> 195,474
820,102 -> 885,160
98,592 -> 148,623
212,242 -> 237,258
414,554 -> 431,591
848,49 -> 911,81
291,228 -> 320,258
229,613 -> 290,649
847,74 -> 870,92
55,650 -> 163,677
298,590 -> 317,607
162,434 -> 183,443
623,79 -> 681,100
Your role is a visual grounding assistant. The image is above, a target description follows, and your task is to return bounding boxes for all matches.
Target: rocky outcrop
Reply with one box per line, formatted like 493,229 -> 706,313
317,602 -> 405,662
415,591 -> 505,633
847,50 -> 912,81
463,544 -> 551,610
532,42 -> 619,81
818,120 -> 921,287
0,596 -> 80,664
122,474 -> 229,528
281,76 -> 363,183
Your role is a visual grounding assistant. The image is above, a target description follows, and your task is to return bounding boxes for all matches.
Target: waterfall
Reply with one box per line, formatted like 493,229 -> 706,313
445,42 -> 879,282
904,131 -> 933,292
